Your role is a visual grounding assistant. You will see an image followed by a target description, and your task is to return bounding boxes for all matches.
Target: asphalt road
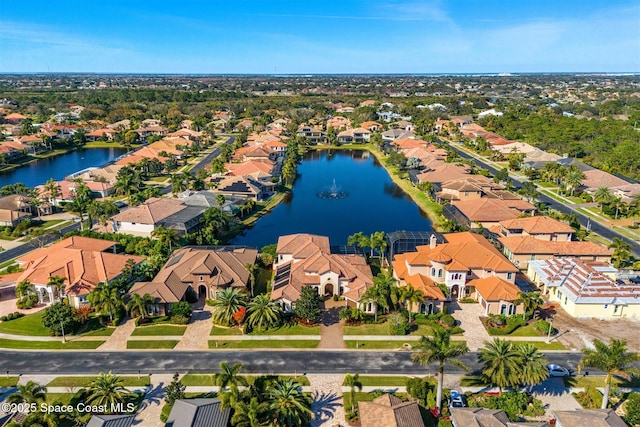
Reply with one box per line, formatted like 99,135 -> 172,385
447,144 -> 640,257
0,222 -> 80,265
0,350 -> 596,376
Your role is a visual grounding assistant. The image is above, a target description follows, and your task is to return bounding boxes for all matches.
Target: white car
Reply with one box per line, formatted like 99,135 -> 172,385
547,364 -> 571,377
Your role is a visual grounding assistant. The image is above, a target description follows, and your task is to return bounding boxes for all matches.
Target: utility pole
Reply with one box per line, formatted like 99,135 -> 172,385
60,319 -> 66,343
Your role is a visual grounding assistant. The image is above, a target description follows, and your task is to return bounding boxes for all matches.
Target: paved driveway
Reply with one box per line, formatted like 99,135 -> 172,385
449,301 -> 491,351
531,377 -> 582,416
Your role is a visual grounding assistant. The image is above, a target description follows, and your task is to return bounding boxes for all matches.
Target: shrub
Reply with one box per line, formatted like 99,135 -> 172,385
487,315 -> 526,335
533,319 -> 554,335
468,391 -> 542,422
624,392 -> 640,426
160,402 -> 173,423
171,301 -> 193,319
389,312 -> 410,335
440,314 -> 455,328
449,325 -> 464,335
16,294 -> 38,309
459,297 -> 478,304
42,302 -> 80,336
0,316 -> 5,321
171,315 -> 189,325
333,294 -> 339,302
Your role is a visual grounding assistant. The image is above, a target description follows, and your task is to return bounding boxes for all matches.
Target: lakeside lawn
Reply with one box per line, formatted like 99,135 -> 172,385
208,340 -> 318,349
126,340 -> 178,349
0,339 -> 104,350
47,375 -> 150,387
181,374 -> 310,387
131,325 -> 187,336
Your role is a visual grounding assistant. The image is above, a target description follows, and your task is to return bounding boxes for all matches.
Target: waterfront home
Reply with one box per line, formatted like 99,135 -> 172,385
499,236 -> 612,269
112,198 -> 204,237
36,180 -> 114,206
527,258 -> 640,319
392,253 -> 447,315
391,232 -> 519,302
492,216 -> 574,242
359,394 -> 425,427
129,246 -> 256,315
213,175 -> 274,200
0,141 -> 27,161
0,194 -> 32,227
337,127 -> 371,144
297,124 -> 326,144
12,236 -> 143,307
445,198 -> 536,229
225,159 -> 276,181
381,128 -> 415,142
85,128 -> 117,141
412,163 -> 471,188
271,234 -> 373,312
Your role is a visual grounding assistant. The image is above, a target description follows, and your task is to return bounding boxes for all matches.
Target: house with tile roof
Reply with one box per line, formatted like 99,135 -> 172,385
446,198 -> 536,229
359,394 -> 425,427
297,124 -> 326,144
382,129 -> 416,142
0,194 -> 32,227
337,127 -> 371,143
360,121 -> 383,132
451,407 -> 549,427
112,198 -> 204,237
499,236 -> 612,269
392,232 -> 519,306
494,216 -> 574,242
326,116 -> 351,129
435,175 -> 503,202
213,175 -> 274,200
13,236 -> 144,308
271,234 -> 373,312
129,246 -> 256,315
552,409 -> 627,427
527,258 -> 640,318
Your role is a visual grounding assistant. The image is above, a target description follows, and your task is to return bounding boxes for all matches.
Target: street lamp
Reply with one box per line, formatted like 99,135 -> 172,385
546,315 -> 554,343
60,319 -> 66,343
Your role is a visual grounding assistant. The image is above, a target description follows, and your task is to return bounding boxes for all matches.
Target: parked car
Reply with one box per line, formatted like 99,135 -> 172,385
547,363 -> 571,377
449,390 -> 467,408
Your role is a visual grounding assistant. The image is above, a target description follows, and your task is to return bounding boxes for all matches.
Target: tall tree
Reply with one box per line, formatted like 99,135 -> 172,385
231,397 -> 269,427
85,371 -> 133,409
516,343 -> 549,391
581,339 -> 639,409
478,338 -> 522,393
267,379 -> 313,427
608,238 -> 633,268
514,291 -> 543,321
6,381 -> 47,405
47,275 -> 66,302
344,373 -> 362,413
400,284 -> 425,323
126,293 -> 154,320
244,263 -> 259,297
246,294 -> 282,332
87,283 -> 123,322
412,328 -> 469,412
293,286 -> 321,325
210,288 -> 248,326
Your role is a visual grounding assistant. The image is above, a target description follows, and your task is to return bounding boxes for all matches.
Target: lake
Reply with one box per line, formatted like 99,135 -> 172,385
0,148 -> 127,188
232,149 -> 433,248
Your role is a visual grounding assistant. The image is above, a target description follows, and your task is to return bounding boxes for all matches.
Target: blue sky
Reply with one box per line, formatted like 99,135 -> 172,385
1,0 -> 639,73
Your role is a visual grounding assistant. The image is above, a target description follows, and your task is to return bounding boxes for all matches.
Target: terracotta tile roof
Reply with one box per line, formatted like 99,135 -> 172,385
500,216 -> 574,235
392,138 -> 424,150
276,234 -> 330,258
582,169 -> 629,189
16,236 -> 144,296
452,198 -> 534,222
130,247 -> 257,303
499,236 -> 611,257
112,198 -> 186,225
416,164 -> 471,184
470,276 -> 520,301
225,160 -> 274,177
405,274 -> 446,300
359,394 -> 425,427
86,128 -> 117,137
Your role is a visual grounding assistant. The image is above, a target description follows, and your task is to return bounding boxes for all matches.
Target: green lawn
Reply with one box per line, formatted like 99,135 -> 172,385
80,327 -> 115,337
0,311 -> 51,336
564,376 -> 640,388
497,324 -> 544,337
517,340 -> 566,350
208,340 -> 318,349
345,340 -> 414,350
0,339 -> 104,349
0,376 -> 19,387
131,325 -> 187,336
47,375 -> 150,387
343,376 -> 430,387
344,320 -> 433,336
250,323 -> 320,336
459,376 -> 489,387
210,325 -> 243,336
126,340 -> 179,349
181,374 -> 310,387
45,393 -> 77,405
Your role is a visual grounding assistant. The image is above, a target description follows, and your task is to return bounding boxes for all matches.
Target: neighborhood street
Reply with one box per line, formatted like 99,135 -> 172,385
0,350 -> 598,377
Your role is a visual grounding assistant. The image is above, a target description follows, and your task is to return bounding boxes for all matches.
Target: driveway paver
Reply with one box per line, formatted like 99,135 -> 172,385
174,304 -> 212,351
319,300 -> 346,349
449,301 -> 491,351
308,374 -> 346,427
98,317 -> 135,350
134,374 -> 173,427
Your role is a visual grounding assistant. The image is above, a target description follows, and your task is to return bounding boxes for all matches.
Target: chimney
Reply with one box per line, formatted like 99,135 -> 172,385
430,234 -> 437,249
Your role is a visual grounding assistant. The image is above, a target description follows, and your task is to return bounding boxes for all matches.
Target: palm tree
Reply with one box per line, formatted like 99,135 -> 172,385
47,275 -> 66,302
369,231 -> 386,258
362,272 -> 398,322
400,284 -> 425,323
412,328 -> 469,412
151,225 -> 179,253
581,338 -> 639,409
6,380 -> 47,405
246,294 -> 282,331
44,178 -> 60,205
16,279 -> 34,299
231,397 -> 269,427
170,172 -> 190,195
244,263 -> 259,297
210,287 -> 248,326
516,343 -> 549,391
514,291 -> 543,320
88,283 -> 123,323
594,186 -> 614,210
126,293 -> 154,320
344,373 -> 362,413
215,361 -> 248,408
608,238 -> 633,268
347,231 -> 369,253
478,338 -> 522,393
565,169 -> 584,196
267,379 -> 313,427
85,371 -> 132,408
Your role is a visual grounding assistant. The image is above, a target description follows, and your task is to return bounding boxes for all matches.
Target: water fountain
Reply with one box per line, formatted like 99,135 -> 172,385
317,178 -> 348,199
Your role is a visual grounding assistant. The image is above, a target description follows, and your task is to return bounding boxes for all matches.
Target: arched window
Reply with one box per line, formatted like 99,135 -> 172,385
438,269 -> 443,278
431,268 -> 436,276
